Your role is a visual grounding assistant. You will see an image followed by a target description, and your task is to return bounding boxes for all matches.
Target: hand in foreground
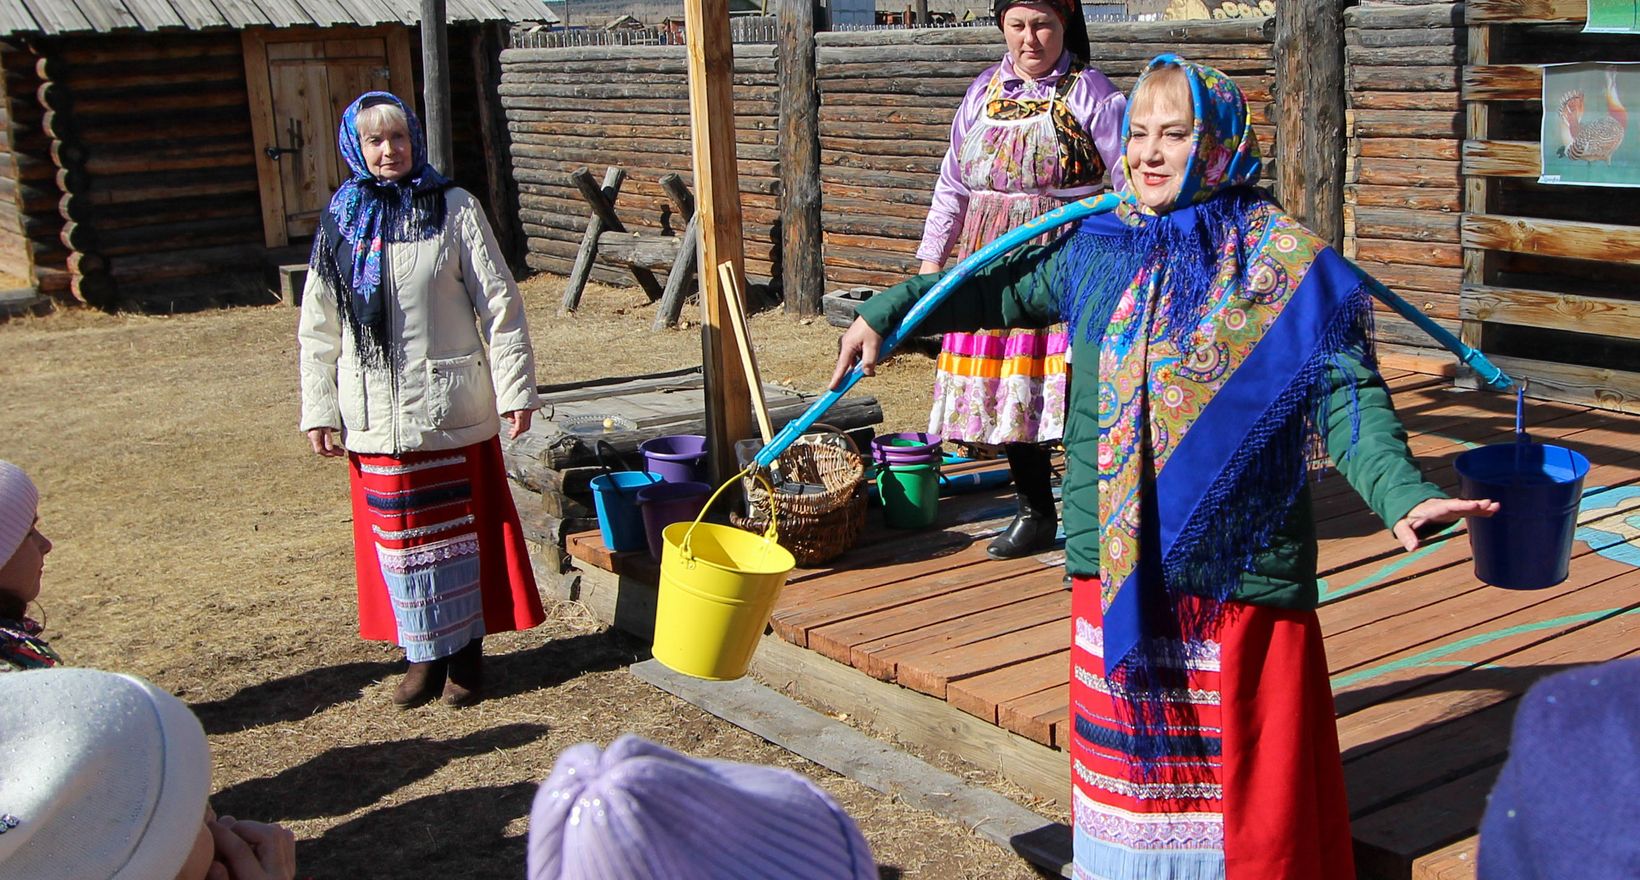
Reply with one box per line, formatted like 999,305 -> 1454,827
306,428 -> 346,457
1392,497 -> 1499,552
206,816 -> 297,880
502,409 -> 533,439
830,316 -> 886,391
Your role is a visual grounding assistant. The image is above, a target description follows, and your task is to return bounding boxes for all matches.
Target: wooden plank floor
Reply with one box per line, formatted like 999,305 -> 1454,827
567,370 -> 1640,880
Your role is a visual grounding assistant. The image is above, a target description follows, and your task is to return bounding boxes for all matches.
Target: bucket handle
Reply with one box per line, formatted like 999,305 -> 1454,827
594,439 -> 656,496
678,467 -> 779,566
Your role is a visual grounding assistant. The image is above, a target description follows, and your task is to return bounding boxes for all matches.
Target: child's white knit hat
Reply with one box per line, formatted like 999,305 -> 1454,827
0,460 -> 39,561
0,668 -> 213,879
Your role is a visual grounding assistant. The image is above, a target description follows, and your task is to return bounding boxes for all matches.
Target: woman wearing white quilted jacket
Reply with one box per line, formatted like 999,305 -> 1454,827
297,91 -> 544,710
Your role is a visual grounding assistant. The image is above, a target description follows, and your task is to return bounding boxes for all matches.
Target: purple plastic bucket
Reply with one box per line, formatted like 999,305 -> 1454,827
640,434 -> 709,484
871,432 -> 942,465
1455,441 -> 1589,590
637,480 -> 713,562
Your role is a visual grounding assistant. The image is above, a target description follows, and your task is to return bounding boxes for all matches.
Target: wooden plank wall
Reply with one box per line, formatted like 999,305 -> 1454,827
496,44 -> 780,288
812,20 -> 1277,290
0,42 -> 50,286
1342,1 -> 1466,368
1461,0 -> 1640,413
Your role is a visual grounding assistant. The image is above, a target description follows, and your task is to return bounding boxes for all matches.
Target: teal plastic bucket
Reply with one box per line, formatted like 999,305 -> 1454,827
879,463 -> 939,528
590,470 -> 662,552
1455,441 -> 1589,590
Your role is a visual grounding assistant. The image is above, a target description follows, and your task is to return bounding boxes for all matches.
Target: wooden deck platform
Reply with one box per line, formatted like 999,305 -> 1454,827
564,369 -> 1640,880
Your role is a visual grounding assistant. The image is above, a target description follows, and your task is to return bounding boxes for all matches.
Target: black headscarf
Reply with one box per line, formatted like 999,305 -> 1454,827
992,0 -> 1090,65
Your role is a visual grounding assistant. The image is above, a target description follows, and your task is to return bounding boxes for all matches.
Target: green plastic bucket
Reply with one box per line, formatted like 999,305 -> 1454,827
879,463 -> 939,529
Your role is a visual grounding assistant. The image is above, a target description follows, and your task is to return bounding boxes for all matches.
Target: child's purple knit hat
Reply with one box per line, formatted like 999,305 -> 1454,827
528,735 -> 877,880
0,461 -> 39,562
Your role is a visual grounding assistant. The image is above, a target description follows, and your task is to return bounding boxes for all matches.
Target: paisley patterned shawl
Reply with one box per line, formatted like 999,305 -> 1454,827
309,91 -> 453,368
1053,55 -> 1375,765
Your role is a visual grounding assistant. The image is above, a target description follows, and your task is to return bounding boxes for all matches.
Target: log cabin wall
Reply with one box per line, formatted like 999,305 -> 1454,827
1,26 -> 504,314
41,31 -> 266,311
1342,1 -> 1466,369
497,44 -> 781,288
0,41 -> 52,288
812,20 -> 1276,290
1460,0 -> 1640,413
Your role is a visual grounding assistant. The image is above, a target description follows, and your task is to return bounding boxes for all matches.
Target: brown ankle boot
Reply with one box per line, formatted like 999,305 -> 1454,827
442,638 -> 483,708
393,658 -> 447,708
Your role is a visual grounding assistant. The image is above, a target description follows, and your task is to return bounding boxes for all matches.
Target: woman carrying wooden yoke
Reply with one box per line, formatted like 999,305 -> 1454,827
837,56 -> 1497,880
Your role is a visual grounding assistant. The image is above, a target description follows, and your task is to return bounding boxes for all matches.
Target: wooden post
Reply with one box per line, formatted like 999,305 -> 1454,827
913,0 -> 928,25
471,22 -> 522,273
563,166 -> 624,313
1273,0 -> 1345,248
684,0 -> 756,485
420,0 -> 454,176
778,0 -> 823,316
654,172 -> 700,331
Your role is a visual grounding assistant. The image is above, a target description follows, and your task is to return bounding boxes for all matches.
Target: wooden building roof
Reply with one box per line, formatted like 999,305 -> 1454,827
0,0 -> 549,36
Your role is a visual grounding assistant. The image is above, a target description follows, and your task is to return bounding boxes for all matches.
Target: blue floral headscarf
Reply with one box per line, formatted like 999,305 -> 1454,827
311,91 -> 452,366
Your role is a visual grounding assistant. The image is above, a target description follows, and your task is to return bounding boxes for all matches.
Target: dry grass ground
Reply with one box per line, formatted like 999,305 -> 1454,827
0,277 -> 1050,879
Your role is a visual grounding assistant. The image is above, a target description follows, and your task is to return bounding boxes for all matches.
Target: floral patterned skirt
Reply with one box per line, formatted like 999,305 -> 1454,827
928,190 -> 1069,445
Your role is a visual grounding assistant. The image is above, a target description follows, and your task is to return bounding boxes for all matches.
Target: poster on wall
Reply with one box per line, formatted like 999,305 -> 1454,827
1585,0 -> 1640,34
1540,62 -> 1640,187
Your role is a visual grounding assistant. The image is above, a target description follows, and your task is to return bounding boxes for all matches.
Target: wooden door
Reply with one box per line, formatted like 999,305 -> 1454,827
243,27 -> 415,247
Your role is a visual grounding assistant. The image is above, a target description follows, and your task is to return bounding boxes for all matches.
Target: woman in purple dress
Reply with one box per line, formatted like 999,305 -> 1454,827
916,0 -> 1126,559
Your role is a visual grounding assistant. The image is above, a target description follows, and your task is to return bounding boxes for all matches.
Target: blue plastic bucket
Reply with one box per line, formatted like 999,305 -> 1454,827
590,470 -> 662,552
640,434 -> 709,484
637,479 -> 712,562
1455,441 -> 1589,590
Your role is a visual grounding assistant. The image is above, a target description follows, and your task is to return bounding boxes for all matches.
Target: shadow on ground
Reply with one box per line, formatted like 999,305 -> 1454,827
212,723 -> 550,821
301,780 -> 538,877
191,660 -> 399,735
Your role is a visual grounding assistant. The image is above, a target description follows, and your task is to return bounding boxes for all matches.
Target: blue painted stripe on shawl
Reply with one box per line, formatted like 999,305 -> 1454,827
1155,246 -> 1361,559
1074,826 -> 1226,880
1075,713 -> 1222,757
365,482 -> 471,512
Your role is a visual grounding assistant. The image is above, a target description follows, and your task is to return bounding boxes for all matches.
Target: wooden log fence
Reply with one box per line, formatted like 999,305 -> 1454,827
1342,2 -> 1468,370
810,22 -> 1277,290
498,44 -> 780,292
1457,0 -> 1640,412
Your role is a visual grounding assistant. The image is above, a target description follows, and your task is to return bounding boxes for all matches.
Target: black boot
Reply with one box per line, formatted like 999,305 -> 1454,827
987,443 -> 1059,560
393,657 -> 448,708
442,638 -> 484,708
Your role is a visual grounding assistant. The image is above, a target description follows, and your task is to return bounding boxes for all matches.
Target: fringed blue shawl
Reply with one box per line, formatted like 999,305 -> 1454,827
1053,56 -> 1374,770
309,91 -> 452,368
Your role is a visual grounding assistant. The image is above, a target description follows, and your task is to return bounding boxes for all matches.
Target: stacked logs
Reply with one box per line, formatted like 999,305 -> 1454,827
813,20 -> 1276,290
1342,2 -> 1466,363
0,42 -> 63,295
497,44 -> 780,288
50,32 -> 264,312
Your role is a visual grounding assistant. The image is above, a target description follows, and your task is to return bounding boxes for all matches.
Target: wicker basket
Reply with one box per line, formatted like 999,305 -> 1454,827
731,429 -> 867,566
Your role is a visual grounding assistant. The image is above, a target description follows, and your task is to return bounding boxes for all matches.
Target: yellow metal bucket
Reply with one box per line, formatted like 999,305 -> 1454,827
653,471 -> 796,680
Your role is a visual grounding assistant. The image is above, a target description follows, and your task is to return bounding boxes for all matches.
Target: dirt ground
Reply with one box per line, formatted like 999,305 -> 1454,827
0,277 -> 1056,879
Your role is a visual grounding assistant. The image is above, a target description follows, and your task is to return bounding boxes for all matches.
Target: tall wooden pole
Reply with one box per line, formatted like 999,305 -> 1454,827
1273,0 -> 1345,248
685,0 -> 755,484
420,0 -> 453,176
778,0 -> 823,316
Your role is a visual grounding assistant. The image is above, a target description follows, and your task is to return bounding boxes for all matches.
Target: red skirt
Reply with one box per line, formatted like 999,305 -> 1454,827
348,437 -> 544,648
1069,576 -> 1354,880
